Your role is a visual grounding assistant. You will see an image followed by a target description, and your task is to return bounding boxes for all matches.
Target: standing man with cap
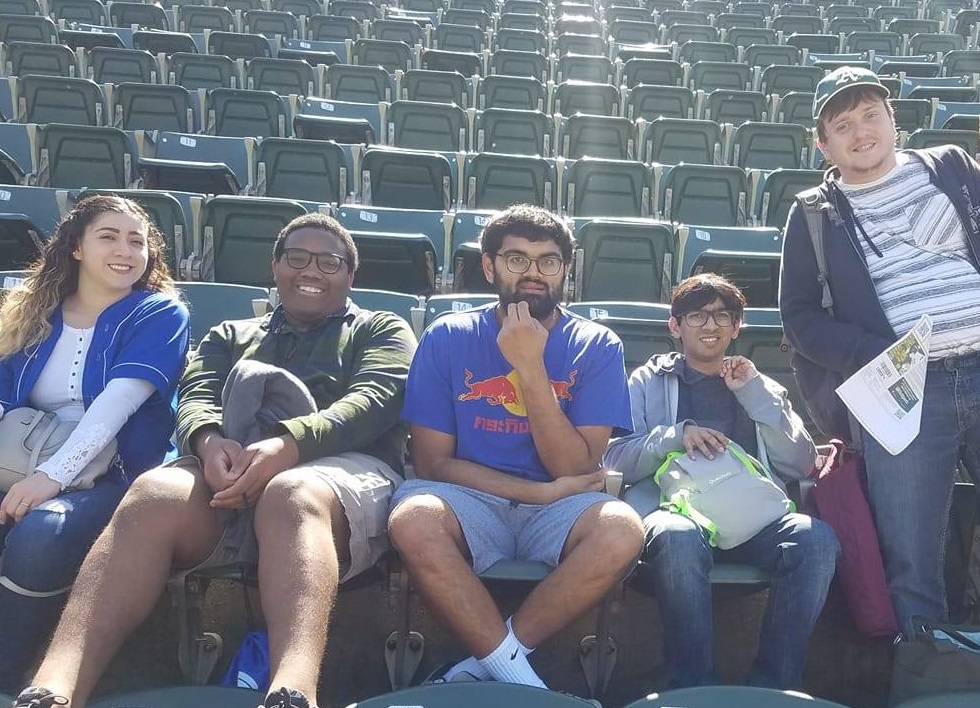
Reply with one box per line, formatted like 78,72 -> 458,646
779,66 -> 980,633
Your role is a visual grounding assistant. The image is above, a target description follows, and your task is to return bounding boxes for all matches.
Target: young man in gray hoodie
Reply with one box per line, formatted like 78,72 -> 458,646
604,273 -> 838,690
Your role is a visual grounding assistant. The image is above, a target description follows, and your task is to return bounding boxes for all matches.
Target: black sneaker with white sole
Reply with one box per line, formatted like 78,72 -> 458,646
10,687 -> 69,708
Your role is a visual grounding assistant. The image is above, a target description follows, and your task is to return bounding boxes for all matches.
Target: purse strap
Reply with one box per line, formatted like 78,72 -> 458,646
28,413 -> 64,474
912,615 -> 980,651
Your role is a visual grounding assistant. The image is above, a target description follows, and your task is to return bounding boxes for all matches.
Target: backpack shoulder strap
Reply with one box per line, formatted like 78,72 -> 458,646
798,185 -> 834,316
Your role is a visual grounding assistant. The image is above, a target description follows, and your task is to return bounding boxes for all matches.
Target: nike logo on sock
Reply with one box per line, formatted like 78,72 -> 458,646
510,649 -> 519,660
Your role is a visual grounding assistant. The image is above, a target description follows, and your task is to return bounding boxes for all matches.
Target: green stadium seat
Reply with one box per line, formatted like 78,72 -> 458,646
725,27 -> 777,48
252,137 -> 349,203
930,100 -> 980,129
435,22 -> 486,52
424,293 -> 497,328
243,9 -> 299,39
245,57 -> 315,95
113,82 -> 195,132
354,38 -> 413,73
294,98 -> 380,143
888,18 -> 940,36
478,74 -> 546,111
277,38 -> 344,67
623,686 -> 848,707
177,5 -> 234,33
309,14 -> 361,42
50,0 -> 105,24
642,117 -> 721,165
373,18 -> 425,46
329,0 -> 377,22
744,44 -> 800,70
703,89 -> 767,126
554,32 -> 606,57
495,27 -> 548,54
133,29 -> 198,56
0,13 -> 56,43
609,19 -> 660,45
775,91 -> 815,129
403,69 -> 469,107
60,25 -> 129,51
324,64 -> 393,103
337,205 -> 449,272
661,8 -> 709,25
464,152 -> 555,210
621,58 -> 683,87
387,100 -> 468,151
952,9 -> 980,39
564,157 -> 654,218
626,85 -> 694,121
474,107 -> 551,156
676,223 -> 781,280
489,48 -> 548,82
605,7 -> 652,24
573,218 -> 675,302
942,50 -> 980,77
0,122 -> 36,181
0,0 -> 39,13
555,54 -> 614,84
35,123 -> 136,189
18,74 -> 105,125
139,131 -> 251,195
665,24 -> 718,45
169,52 -> 238,90
0,185 -> 64,241
200,195 -> 307,285
771,14 -> 823,34
688,60 -> 751,92
109,1 -> 168,30
348,683 -> 598,708
419,48 -> 482,78
677,40 -> 738,64
360,147 -> 455,211
0,214 -> 45,271
690,248 -> 781,307
759,64 -> 823,96
786,33 -> 839,55
558,114 -> 634,160
443,7 -> 491,30
208,31 -> 273,61
553,80 -> 621,117
827,18 -> 877,35
714,12 -> 766,31
754,168 -> 823,228
845,31 -> 901,55
205,87 -> 287,138
891,99 -> 931,133
661,165 -> 749,227
7,40 -> 78,77
730,122 -> 808,170
904,128 -> 978,154
87,46 -> 158,84
348,231 -> 437,296
351,287 -> 424,334
497,12 -> 546,33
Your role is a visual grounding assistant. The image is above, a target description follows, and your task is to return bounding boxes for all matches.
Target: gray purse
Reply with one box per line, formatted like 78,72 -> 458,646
0,407 -> 118,492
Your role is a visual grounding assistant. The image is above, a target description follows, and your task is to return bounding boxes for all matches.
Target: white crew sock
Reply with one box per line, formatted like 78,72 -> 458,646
478,628 -> 547,688
444,655 -> 491,681
507,616 -> 534,656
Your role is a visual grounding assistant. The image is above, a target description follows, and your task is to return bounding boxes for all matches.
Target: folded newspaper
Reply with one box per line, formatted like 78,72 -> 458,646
836,315 -> 932,455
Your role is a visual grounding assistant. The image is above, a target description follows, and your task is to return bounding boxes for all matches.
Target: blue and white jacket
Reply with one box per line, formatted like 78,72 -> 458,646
0,290 -> 191,480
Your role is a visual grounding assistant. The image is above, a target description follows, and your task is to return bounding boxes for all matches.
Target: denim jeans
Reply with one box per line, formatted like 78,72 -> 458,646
0,471 -> 127,692
863,351 -> 980,635
637,510 -> 839,690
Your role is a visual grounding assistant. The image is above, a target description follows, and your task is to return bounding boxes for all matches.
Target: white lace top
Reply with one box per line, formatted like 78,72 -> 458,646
20,325 -> 155,489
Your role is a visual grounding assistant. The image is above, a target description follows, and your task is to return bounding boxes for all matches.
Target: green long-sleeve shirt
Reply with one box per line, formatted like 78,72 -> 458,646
176,301 -> 417,472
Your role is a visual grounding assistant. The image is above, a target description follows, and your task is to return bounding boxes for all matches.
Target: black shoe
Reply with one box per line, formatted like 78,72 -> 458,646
261,687 -> 314,708
11,687 -> 69,708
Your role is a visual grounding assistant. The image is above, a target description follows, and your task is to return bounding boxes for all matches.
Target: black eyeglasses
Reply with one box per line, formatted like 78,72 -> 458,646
281,248 -> 347,275
679,309 -> 737,328
495,252 -> 565,276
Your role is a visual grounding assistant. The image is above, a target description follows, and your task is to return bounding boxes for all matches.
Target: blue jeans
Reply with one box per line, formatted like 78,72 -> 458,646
0,472 -> 127,692
637,510 -> 839,690
863,351 -> 980,635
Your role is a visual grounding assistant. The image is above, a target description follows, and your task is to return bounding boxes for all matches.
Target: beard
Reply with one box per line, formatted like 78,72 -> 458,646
496,277 -> 563,320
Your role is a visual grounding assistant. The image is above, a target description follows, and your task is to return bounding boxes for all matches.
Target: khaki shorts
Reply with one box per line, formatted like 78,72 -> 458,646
175,452 -> 402,582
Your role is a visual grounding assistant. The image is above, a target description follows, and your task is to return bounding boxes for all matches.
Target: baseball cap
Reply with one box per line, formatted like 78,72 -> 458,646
812,66 -> 890,120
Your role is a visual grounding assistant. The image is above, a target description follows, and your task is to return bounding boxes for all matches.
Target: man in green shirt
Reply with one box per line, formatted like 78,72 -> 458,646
15,214 -> 417,708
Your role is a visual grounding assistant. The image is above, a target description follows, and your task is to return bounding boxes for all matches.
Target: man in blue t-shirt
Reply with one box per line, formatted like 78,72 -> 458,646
388,205 -> 644,692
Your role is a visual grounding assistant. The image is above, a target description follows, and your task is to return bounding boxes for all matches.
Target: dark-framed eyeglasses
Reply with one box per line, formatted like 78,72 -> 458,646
495,252 -> 565,276
281,248 -> 347,275
680,309 -> 737,328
